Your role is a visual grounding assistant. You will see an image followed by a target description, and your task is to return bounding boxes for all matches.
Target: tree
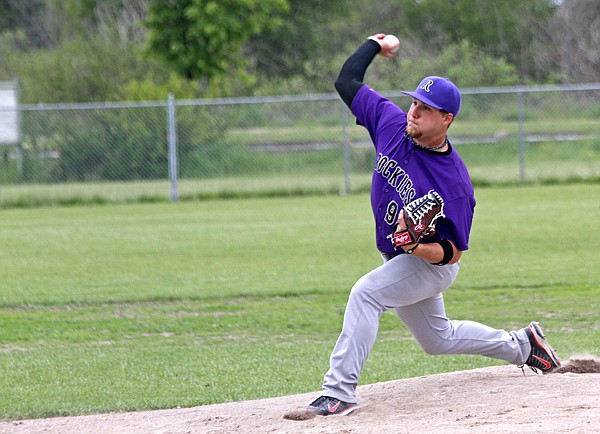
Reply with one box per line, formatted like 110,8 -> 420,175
245,0 -> 349,79
0,0 -> 115,49
0,0 -> 169,103
400,0 -> 559,81
540,0 -> 600,83
145,0 -> 289,80
0,0 -> 55,48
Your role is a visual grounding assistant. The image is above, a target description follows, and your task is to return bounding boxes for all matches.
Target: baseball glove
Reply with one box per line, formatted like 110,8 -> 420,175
392,190 -> 445,248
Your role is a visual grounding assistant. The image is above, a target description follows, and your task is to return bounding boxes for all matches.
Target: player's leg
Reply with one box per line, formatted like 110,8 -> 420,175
321,255 -> 458,403
394,293 -> 531,364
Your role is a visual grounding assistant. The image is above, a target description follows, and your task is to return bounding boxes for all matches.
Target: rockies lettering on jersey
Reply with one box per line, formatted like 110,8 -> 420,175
352,85 -> 475,255
375,153 -> 416,205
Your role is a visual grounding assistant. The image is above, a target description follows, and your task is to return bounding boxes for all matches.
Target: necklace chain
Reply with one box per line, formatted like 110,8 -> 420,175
408,135 -> 448,151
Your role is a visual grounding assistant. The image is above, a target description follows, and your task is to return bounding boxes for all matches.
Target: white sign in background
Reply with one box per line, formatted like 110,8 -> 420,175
0,81 -> 20,144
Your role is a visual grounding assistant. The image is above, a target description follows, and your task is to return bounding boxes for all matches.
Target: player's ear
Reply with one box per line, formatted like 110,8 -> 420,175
442,112 -> 454,127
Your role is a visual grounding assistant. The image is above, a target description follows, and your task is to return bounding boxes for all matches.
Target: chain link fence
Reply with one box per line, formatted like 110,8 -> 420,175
0,84 -> 599,206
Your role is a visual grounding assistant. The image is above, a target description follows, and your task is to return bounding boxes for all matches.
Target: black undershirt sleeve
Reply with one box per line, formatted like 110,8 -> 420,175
334,39 -> 382,109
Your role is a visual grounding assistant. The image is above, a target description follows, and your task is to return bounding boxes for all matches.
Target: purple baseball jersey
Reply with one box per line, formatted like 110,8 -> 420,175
351,85 -> 476,256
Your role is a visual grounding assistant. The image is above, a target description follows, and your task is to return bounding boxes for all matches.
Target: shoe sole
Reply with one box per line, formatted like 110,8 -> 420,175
308,404 -> 358,416
337,404 -> 358,416
529,322 -> 562,372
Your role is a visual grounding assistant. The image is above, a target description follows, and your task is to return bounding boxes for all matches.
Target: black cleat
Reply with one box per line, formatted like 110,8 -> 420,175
308,396 -> 358,416
523,321 -> 561,374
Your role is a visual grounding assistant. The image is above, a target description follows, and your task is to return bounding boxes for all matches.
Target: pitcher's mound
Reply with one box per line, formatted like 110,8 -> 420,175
2,358 -> 599,434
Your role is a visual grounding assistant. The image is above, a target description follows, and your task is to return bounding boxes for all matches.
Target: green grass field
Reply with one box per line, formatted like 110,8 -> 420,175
1,184 -> 599,420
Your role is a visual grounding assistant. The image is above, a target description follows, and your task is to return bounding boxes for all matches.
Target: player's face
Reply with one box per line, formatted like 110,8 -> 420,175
406,99 -> 452,140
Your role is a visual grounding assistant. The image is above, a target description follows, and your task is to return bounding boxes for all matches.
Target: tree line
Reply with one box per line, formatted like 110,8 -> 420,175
0,0 -> 598,104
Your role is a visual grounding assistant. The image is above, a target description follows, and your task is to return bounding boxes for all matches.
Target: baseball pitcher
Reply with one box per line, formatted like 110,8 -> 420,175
307,34 -> 561,416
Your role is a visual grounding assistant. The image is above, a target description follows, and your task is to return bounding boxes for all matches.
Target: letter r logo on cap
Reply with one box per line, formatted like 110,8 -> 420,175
420,79 -> 434,92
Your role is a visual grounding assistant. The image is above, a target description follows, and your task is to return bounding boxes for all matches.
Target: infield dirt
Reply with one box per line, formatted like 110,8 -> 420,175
1,357 -> 598,433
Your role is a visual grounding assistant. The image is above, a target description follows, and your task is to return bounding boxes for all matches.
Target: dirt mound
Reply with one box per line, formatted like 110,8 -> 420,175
1,358 -> 599,434
555,356 -> 600,374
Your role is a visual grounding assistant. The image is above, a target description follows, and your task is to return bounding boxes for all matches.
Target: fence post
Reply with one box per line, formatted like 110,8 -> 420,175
15,144 -> 23,179
341,101 -> 351,195
167,93 -> 179,201
517,90 -> 526,183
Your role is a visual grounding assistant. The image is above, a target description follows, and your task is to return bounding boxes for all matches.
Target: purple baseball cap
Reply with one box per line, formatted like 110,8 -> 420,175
401,76 -> 461,116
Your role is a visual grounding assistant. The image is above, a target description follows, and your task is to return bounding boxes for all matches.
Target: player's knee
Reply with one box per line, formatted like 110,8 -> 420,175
349,275 -> 371,299
414,328 -> 452,355
419,341 -> 446,355
349,275 -> 383,308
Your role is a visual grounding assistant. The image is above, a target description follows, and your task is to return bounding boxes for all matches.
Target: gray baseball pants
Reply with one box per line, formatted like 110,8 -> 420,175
322,253 -> 532,403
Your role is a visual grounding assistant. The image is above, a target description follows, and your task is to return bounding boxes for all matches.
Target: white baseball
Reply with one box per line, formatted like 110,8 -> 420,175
385,34 -> 400,53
